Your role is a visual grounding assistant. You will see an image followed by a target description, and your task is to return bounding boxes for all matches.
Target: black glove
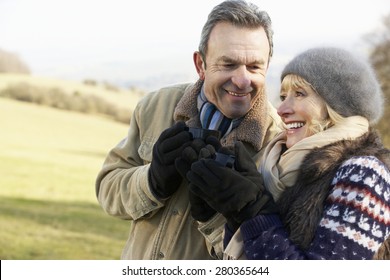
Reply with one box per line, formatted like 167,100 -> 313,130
148,121 -> 192,199
187,141 -> 277,231
188,191 -> 217,222
175,136 -> 221,178
175,136 -> 221,221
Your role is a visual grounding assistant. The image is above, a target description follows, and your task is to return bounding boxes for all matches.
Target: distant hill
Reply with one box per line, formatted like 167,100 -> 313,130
0,73 -> 144,123
0,73 -> 142,110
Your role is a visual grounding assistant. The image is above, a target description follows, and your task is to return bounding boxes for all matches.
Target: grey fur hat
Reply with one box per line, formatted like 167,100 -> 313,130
281,47 -> 383,124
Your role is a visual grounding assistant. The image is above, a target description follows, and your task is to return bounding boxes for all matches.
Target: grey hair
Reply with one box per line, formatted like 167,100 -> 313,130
198,0 -> 273,66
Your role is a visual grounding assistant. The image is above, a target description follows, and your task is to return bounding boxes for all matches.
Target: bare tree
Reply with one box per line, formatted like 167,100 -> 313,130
0,48 -> 30,74
366,13 -> 390,146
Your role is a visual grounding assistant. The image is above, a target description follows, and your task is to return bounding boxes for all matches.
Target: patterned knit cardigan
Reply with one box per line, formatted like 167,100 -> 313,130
231,129 -> 390,260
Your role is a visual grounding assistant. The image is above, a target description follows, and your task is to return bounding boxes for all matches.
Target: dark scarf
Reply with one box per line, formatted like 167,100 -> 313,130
277,129 -> 390,258
197,86 -> 242,138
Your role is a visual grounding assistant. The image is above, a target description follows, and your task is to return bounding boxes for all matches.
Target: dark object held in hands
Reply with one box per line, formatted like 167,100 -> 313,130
214,152 -> 235,169
185,127 -> 221,141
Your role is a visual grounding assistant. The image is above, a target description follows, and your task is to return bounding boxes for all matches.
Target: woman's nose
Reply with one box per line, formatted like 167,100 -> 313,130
277,98 -> 294,118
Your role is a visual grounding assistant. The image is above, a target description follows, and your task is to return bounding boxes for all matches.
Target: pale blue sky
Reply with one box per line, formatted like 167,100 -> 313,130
1,0 -> 389,94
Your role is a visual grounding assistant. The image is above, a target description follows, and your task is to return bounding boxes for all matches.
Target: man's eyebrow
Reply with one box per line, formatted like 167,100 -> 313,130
216,56 -> 237,63
216,55 -> 265,64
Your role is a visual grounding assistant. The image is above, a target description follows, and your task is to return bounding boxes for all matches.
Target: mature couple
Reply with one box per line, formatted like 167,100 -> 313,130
96,0 -> 390,260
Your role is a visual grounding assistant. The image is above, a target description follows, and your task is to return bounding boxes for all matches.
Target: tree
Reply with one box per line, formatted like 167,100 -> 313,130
366,13 -> 390,147
0,48 -> 30,74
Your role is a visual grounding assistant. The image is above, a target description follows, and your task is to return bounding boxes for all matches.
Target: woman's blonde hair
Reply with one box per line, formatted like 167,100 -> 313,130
281,74 -> 345,134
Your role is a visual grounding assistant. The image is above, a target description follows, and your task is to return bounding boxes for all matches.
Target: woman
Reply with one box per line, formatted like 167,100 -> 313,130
188,47 -> 390,260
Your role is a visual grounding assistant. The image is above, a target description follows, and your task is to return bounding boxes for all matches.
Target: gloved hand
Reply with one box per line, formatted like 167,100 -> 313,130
175,135 -> 221,221
175,136 -> 221,178
148,121 -> 192,199
187,141 -> 277,231
188,191 -> 217,222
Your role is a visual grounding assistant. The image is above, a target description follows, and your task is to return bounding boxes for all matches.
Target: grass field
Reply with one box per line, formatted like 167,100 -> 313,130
0,97 -> 133,259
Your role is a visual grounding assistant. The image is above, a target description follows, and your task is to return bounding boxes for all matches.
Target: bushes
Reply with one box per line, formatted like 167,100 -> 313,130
0,83 -> 131,124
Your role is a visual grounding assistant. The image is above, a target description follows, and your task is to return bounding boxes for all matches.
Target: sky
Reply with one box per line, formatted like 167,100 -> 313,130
1,0 -> 390,95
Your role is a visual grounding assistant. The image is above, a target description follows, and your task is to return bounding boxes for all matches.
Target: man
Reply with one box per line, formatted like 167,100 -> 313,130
95,0 -> 282,260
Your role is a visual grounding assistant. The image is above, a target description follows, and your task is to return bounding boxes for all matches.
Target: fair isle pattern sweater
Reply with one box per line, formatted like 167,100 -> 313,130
237,156 -> 390,260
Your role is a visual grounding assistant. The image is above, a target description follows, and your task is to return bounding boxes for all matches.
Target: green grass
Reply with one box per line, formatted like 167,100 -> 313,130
0,98 -> 133,259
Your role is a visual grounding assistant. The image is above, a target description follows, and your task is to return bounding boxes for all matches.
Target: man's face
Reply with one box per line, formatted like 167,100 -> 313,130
195,22 -> 270,119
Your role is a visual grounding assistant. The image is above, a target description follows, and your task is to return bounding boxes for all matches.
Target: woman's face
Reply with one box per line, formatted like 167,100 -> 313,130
277,75 -> 328,148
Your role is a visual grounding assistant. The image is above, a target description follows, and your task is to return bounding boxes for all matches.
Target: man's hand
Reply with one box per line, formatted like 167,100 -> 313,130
175,136 -> 221,179
175,135 -> 221,221
148,121 -> 191,199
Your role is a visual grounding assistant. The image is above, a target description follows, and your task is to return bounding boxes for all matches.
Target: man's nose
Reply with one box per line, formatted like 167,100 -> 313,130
231,66 -> 251,89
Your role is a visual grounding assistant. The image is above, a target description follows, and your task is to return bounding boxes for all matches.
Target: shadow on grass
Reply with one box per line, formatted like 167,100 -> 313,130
0,195 -> 129,241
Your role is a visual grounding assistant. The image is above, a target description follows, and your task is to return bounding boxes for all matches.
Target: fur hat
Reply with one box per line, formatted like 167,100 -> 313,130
281,47 -> 383,124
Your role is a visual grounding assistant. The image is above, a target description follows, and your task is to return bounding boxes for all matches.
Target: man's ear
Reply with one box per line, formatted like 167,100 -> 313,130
193,51 -> 205,80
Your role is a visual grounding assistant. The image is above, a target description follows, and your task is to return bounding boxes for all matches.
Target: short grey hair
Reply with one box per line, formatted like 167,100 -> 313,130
198,0 -> 273,64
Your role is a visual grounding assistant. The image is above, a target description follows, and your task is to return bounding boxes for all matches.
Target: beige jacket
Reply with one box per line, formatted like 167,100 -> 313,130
95,80 -> 282,259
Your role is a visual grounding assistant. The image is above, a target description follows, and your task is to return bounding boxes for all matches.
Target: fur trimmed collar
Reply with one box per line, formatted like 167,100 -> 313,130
278,129 -> 390,251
